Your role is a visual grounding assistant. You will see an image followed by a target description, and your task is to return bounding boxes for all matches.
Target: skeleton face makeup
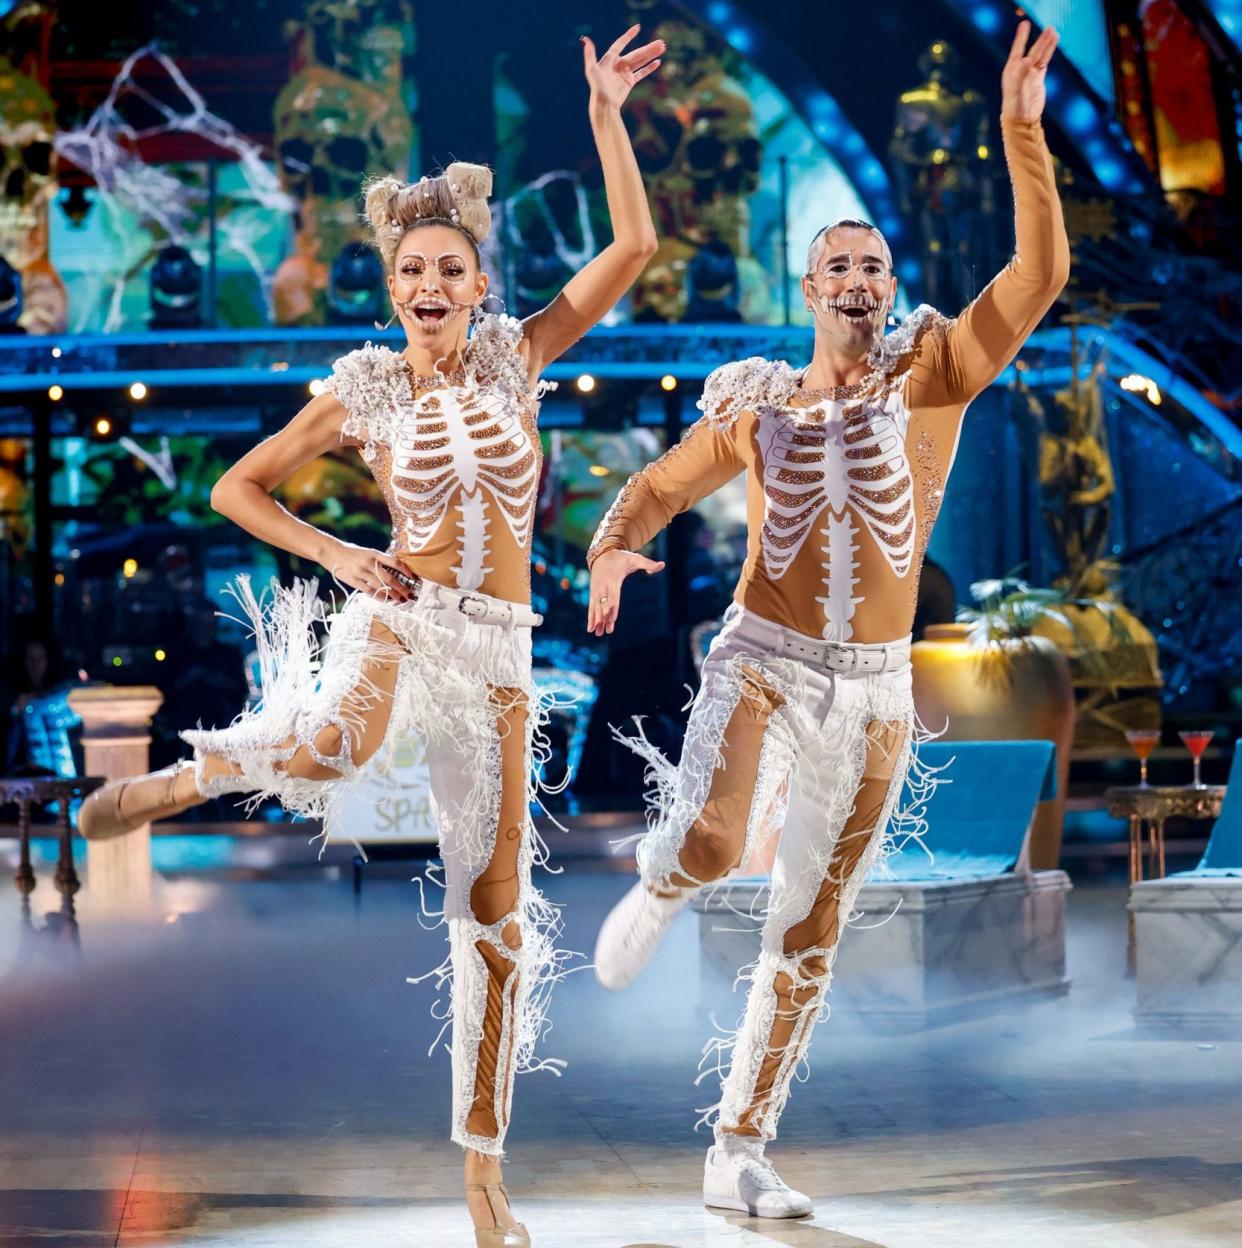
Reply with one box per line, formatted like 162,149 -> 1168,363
804,228 -> 895,342
816,251 -> 892,285
398,251 -> 472,285
390,232 -> 481,334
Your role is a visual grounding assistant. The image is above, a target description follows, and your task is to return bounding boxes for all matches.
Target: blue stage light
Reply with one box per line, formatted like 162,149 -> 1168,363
1064,96 -> 1095,133
860,159 -> 885,188
971,5 -> 1001,33
708,0 -> 731,21
899,259 -> 922,285
1093,159 -> 1123,188
726,26 -> 753,53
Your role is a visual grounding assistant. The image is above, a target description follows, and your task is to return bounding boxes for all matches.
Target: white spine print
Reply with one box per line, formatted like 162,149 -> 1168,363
454,489 -> 490,590
816,512 -> 863,641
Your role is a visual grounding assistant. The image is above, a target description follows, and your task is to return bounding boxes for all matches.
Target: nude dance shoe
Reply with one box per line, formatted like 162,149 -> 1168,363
79,761 -> 198,841
467,1183 -> 531,1248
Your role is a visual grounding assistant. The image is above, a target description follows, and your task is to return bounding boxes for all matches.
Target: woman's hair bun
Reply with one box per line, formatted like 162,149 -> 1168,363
362,163 -> 494,267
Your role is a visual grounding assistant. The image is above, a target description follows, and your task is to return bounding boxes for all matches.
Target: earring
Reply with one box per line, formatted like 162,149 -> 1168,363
374,307 -> 399,331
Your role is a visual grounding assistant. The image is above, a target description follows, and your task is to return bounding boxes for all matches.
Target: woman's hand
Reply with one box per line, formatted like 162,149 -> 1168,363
586,548 -> 665,637
323,539 -> 417,602
581,24 -> 663,111
1001,19 -> 1058,123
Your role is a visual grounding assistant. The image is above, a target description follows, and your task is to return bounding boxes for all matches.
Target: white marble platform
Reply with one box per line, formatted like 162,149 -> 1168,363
693,871 -> 1072,1029
1131,875 -> 1242,1032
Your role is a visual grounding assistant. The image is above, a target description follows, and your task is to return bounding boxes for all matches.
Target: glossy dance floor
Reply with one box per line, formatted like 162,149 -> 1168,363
1,855 -> 1239,1247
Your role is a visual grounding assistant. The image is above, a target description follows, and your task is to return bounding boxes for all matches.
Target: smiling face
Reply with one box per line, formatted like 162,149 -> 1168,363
387,223 -> 488,344
802,223 -> 897,355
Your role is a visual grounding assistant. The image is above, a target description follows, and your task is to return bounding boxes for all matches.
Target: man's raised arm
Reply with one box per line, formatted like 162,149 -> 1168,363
927,22 -> 1071,403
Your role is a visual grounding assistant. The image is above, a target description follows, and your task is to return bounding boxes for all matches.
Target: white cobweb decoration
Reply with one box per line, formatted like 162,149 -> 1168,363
54,45 -> 292,330
499,170 -> 617,320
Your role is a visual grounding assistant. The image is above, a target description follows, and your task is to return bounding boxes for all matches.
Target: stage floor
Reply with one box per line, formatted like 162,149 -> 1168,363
1,860 -> 1239,1247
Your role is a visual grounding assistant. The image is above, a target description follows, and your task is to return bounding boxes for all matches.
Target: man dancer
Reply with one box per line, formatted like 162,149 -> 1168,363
585,21 -> 1068,1219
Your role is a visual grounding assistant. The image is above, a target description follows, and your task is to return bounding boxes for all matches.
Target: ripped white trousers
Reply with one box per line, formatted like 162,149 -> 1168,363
183,579 -> 562,1155
622,604 -> 928,1143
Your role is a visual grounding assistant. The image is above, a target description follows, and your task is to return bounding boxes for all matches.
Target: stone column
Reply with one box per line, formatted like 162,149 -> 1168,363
68,686 -> 164,913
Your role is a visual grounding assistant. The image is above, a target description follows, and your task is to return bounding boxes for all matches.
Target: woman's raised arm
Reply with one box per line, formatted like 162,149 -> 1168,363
521,24 -> 661,380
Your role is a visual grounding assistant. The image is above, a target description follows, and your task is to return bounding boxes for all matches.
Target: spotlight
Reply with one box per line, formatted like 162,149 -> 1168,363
308,379 -> 327,397
149,243 -> 202,329
327,242 -> 385,326
588,464 -> 609,477
47,384 -> 63,401
154,648 -> 166,661
660,374 -> 678,391
122,557 -> 138,578
129,381 -> 147,401
50,346 -> 61,358
1120,373 -> 1162,405
576,374 -> 596,393
62,183 -> 92,227
686,241 -> 742,323
94,416 -> 113,437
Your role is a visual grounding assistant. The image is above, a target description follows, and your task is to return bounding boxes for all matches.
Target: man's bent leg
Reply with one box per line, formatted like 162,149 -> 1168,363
596,663 -> 792,990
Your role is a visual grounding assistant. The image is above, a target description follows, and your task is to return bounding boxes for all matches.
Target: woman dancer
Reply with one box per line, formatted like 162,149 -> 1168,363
79,26 -> 661,1247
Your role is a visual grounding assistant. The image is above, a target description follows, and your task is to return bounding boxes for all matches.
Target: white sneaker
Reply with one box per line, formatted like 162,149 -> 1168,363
703,1139 -> 813,1219
593,881 -> 686,991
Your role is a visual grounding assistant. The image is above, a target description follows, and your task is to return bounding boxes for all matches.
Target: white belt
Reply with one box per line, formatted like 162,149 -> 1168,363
408,578 -> 543,628
730,610 -> 910,676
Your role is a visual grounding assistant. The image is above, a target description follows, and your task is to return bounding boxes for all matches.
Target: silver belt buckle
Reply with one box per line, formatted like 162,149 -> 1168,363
824,644 -> 851,675
457,594 -> 489,619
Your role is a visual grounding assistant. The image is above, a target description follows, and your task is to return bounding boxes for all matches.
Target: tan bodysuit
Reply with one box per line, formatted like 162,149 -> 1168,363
589,119 -> 1070,643
327,313 -> 543,605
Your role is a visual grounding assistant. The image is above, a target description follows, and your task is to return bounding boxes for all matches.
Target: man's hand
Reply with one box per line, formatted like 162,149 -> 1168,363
586,548 -> 665,637
1001,19 -> 1059,123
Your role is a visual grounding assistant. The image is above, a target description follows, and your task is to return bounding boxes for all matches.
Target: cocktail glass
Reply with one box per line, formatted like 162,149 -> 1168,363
1178,729 -> 1215,788
1125,729 -> 1160,788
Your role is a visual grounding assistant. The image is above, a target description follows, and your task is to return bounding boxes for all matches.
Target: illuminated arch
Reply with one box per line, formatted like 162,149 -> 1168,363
678,0 -> 919,285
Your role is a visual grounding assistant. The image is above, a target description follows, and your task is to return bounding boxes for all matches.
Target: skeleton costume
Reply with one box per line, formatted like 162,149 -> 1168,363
589,119 -> 1069,1141
183,311 -> 563,1156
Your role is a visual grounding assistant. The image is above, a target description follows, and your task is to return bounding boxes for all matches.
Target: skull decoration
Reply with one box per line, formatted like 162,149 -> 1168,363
0,54 -> 66,333
272,0 -> 414,325
624,17 -> 762,322
306,0 -> 410,83
630,237 -> 693,323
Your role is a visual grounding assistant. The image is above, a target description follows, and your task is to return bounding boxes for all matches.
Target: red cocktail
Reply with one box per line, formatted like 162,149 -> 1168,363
1178,729 -> 1215,788
1125,729 -> 1160,788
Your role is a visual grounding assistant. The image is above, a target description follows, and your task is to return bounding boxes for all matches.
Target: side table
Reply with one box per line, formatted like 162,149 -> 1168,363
1105,784 -> 1225,972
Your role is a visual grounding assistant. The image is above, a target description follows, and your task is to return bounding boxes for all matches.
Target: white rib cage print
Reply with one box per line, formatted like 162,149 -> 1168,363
390,386 -> 539,590
757,397 -> 916,583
